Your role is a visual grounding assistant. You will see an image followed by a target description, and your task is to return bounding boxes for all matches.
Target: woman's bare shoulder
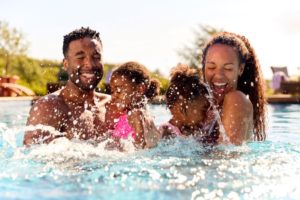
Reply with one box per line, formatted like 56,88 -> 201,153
223,91 -> 252,111
220,91 -> 254,144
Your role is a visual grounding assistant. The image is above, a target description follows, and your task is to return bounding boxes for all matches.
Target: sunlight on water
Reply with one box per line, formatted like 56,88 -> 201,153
0,101 -> 300,199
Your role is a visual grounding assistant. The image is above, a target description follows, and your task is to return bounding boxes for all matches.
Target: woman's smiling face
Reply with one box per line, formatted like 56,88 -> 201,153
204,44 -> 244,102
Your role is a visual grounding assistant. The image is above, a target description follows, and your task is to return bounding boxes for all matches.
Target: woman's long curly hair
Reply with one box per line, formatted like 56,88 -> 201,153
201,32 -> 267,141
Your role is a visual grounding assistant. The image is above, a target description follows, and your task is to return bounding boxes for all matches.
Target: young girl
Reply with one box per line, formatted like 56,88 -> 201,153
159,64 -> 219,144
105,61 -> 161,149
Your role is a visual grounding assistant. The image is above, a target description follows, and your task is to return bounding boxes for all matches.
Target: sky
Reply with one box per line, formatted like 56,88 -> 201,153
1,0 -> 300,79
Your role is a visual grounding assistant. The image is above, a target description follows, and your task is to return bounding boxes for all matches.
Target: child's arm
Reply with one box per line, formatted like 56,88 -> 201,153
143,118 -> 162,148
128,110 -> 161,149
128,110 -> 146,148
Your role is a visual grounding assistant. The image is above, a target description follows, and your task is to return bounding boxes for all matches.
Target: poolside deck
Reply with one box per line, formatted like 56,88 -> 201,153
0,96 -> 38,101
151,94 -> 300,104
267,94 -> 300,104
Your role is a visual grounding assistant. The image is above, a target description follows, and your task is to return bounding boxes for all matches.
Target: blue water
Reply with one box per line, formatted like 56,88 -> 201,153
0,101 -> 300,200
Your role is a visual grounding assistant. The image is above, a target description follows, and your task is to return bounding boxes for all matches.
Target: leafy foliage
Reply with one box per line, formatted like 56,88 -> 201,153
0,54 -> 61,95
0,21 -> 170,96
178,25 -> 221,69
0,21 -> 29,75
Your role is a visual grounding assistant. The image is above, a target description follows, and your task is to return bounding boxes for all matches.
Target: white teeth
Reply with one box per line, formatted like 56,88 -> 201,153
81,73 -> 94,78
213,82 -> 226,86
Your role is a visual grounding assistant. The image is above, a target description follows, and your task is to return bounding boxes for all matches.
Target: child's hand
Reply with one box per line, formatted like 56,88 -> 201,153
159,124 -> 178,139
143,119 -> 162,148
105,137 -> 124,151
128,110 -> 161,149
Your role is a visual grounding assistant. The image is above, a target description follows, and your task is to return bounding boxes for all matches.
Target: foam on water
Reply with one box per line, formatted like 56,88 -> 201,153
0,102 -> 300,199
0,128 -> 300,199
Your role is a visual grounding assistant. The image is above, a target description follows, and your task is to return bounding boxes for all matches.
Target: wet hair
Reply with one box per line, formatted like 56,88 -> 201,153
112,61 -> 160,100
166,64 -> 209,109
63,27 -> 102,57
202,32 -> 266,141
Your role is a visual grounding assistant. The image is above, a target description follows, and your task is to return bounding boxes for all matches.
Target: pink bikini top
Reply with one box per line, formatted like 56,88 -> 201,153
112,114 -> 136,139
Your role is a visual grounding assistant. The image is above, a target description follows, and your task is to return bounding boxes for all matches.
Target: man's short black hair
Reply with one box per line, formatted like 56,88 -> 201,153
62,27 -> 102,57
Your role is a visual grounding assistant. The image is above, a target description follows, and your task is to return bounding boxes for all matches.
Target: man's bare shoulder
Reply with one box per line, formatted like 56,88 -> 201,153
28,93 -> 68,125
33,93 -> 66,109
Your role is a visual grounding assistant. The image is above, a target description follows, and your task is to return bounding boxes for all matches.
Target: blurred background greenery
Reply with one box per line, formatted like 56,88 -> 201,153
1,20 -> 278,96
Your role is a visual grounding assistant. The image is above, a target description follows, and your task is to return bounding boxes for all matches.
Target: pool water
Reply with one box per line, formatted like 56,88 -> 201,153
0,101 -> 300,200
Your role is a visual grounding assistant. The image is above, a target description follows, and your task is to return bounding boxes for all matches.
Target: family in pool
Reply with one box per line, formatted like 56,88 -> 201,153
23,27 -> 267,148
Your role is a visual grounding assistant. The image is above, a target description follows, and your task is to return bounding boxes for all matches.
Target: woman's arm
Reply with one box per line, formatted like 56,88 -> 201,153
219,91 -> 253,145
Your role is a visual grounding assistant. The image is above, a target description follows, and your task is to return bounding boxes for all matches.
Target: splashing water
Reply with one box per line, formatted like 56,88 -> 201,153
203,83 -> 229,143
0,101 -> 300,199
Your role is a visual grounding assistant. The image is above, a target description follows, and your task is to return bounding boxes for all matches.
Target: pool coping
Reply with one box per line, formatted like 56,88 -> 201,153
267,94 -> 300,104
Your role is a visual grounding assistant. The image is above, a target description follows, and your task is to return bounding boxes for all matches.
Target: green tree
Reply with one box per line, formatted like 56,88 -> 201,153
178,25 -> 221,69
151,69 -> 169,94
0,21 -> 29,75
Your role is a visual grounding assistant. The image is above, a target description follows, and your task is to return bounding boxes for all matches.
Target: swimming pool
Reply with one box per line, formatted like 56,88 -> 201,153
0,101 -> 300,199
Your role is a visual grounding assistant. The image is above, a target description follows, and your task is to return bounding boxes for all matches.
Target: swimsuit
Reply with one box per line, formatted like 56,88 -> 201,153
112,114 -> 136,139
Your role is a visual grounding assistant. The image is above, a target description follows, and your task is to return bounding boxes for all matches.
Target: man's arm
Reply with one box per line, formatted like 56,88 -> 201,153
24,95 -> 67,146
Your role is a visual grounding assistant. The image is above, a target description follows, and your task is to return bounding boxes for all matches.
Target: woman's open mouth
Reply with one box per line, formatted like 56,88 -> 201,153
212,82 -> 227,95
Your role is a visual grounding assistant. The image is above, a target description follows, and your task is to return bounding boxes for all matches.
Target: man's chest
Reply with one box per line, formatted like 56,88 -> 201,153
62,108 -> 106,140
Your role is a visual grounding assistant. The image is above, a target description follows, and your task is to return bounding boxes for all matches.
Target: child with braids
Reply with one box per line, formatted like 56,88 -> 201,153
105,61 -> 161,149
159,64 -> 219,144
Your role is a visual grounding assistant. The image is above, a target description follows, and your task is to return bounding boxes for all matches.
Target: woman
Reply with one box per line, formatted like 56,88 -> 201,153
202,32 -> 266,144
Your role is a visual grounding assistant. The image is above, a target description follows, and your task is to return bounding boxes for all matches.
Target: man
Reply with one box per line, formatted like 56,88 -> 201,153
23,27 -> 110,146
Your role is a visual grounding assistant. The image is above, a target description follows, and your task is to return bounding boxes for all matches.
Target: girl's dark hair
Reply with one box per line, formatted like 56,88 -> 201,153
112,61 -> 160,100
202,32 -> 267,141
166,64 -> 209,108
